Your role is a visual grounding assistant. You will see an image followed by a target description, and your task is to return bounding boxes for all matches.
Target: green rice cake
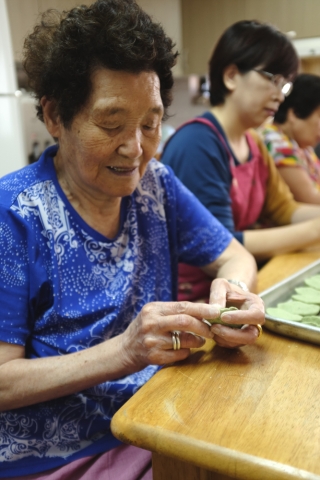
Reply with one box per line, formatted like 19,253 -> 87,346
204,306 -> 242,329
300,315 -> 320,327
266,307 -> 302,322
292,294 -> 320,304
295,286 -> 320,296
277,300 -> 320,316
304,275 -> 320,291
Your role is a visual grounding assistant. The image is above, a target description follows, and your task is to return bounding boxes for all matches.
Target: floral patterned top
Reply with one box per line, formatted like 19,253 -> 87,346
261,123 -> 320,190
0,145 -> 232,477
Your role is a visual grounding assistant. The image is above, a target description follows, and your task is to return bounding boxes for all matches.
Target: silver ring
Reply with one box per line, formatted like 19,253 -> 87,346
171,331 -> 181,350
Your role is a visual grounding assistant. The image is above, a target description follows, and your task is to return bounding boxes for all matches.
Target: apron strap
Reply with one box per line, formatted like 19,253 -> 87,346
163,117 -> 235,166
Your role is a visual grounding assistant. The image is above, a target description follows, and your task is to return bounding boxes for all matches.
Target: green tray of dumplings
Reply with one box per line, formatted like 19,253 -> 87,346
259,259 -> 320,346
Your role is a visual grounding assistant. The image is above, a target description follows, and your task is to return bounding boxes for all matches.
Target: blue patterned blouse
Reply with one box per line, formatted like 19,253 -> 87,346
0,145 -> 232,477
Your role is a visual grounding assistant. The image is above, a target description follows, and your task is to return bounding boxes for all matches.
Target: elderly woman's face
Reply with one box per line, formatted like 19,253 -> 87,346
53,68 -> 164,200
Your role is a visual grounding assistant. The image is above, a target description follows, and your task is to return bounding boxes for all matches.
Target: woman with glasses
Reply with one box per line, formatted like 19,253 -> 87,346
261,73 -> 320,204
162,20 -> 320,302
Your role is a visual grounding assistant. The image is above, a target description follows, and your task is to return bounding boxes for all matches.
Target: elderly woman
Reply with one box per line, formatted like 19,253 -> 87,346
0,2 -> 264,479
261,73 -> 320,204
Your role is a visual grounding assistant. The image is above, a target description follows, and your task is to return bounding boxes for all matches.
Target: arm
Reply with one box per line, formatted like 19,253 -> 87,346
0,336 -> 134,411
278,166 -> 320,204
0,200 -> 215,411
0,261 -> 262,413
166,170 -> 264,349
0,189 -> 246,410
244,217 -> 320,260
202,238 -> 264,348
201,237 -> 257,292
3,290 -> 260,411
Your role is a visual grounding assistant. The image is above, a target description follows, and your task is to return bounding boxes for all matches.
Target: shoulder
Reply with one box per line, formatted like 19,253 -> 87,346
260,123 -> 284,143
141,158 -> 192,197
142,158 -> 173,183
0,146 -> 57,208
248,128 -> 269,156
305,146 -> 319,164
259,124 -> 296,157
161,114 -> 230,182
162,112 -> 224,155
138,159 -> 202,208
138,159 -> 176,200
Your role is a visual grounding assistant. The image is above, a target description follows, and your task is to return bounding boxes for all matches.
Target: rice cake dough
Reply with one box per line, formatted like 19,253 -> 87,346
277,300 -> 320,316
204,306 -> 242,329
266,307 -> 302,322
304,275 -> 320,291
292,294 -> 320,304
300,315 -> 320,327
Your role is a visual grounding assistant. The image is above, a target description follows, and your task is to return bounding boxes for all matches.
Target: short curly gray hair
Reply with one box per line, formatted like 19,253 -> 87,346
23,0 -> 178,127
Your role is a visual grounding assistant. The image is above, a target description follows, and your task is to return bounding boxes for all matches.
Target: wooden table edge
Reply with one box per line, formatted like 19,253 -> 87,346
111,411 -> 320,480
111,250 -> 320,479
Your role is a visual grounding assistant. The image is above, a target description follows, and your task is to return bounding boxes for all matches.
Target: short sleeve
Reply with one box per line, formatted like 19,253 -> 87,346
261,125 -> 303,168
164,167 -> 233,266
0,208 -> 30,345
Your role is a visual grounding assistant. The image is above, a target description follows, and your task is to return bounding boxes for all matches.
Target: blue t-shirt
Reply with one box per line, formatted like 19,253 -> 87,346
0,145 -> 232,477
161,112 -> 244,243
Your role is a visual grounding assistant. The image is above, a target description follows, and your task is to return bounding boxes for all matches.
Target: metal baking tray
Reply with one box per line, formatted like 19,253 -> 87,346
259,259 -> 320,346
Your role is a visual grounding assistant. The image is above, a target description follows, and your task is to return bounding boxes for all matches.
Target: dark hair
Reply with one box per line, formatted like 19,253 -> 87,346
209,20 -> 299,106
274,73 -> 320,123
23,0 -> 178,127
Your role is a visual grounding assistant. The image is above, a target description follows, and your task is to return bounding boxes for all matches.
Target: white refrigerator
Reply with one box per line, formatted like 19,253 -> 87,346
0,0 -> 26,177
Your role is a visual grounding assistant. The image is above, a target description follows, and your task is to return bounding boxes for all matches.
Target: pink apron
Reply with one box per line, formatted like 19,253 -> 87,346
166,117 -> 269,301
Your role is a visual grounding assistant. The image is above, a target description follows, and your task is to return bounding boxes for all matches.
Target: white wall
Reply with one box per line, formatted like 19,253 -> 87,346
137,0 -> 183,77
0,0 -> 26,176
6,0 -> 184,76
4,0 -> 185,171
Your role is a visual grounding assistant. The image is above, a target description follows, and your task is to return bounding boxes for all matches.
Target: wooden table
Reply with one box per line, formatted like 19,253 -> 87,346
111,250 -> 320,480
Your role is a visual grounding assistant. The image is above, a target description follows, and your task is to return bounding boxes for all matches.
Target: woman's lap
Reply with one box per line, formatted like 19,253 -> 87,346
9,444 -> 152,480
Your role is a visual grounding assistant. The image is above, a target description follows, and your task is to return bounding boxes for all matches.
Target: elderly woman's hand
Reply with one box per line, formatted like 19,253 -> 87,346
121,286 -> 265,369
121,301 -> 221,369
207,278 -> 265,348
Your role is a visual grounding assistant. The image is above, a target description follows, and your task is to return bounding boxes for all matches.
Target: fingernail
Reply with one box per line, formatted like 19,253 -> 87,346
220,313 -> 231,323
196,335 -> 206,344
202,319 -> 212,327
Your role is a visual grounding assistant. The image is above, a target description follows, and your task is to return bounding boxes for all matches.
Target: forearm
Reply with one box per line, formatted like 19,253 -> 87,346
291,204 -> 320,223
288,184 -> 320,205
215,251 -> 257,291
244,217 -> 320,260
0,335 -> 132,411
297,190 -> 320,205
202,239 -> 257,292
277,167 -> 320,205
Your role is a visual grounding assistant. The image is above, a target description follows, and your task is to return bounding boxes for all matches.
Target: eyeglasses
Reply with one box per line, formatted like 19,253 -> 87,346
253,69 -> 293,96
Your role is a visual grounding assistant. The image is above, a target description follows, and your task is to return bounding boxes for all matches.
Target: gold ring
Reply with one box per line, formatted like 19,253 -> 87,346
255,324 -> 263,338
172,331 -> 181,350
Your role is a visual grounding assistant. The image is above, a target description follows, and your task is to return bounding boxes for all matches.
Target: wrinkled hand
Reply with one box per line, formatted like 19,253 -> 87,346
121,301 -> 222,370
207,278 -> 265,348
